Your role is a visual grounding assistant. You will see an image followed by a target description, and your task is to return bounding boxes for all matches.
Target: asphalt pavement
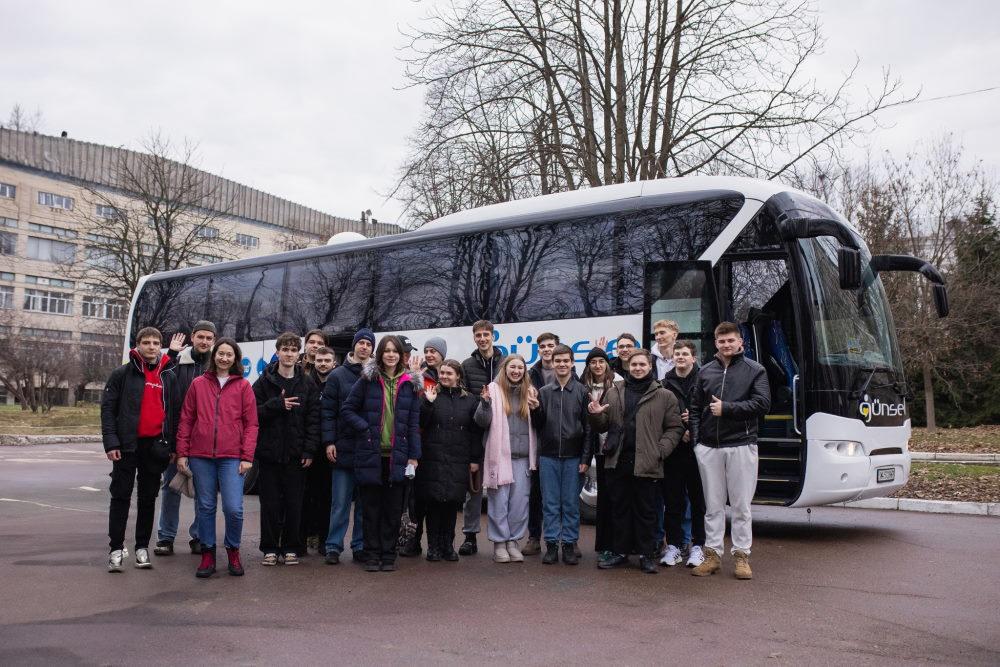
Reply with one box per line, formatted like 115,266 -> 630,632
0,442 -> 997,666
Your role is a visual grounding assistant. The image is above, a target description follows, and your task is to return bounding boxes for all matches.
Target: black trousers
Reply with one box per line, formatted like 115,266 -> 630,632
594,455 -> 615,553
258,460 -> 306,555
409,488 -> 427,545
609,462 -> 660,559
358,459 -> 406,564
108,437 -> 165,552
528,469 -> 542,539
424,500 -> 460,553
301,455 -> 332,544
663,445 -> 707,547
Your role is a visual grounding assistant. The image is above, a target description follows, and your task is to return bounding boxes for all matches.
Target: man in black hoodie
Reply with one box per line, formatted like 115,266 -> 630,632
301,346 -> 337,555
252,332 -> 320,566
689,322 -> 770,580
321,328 -> 374,564
155,320 -> 216,556
659,340 -> 707,569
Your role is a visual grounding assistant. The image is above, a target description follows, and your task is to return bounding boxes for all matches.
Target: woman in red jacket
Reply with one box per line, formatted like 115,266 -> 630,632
176,338 -> 258,578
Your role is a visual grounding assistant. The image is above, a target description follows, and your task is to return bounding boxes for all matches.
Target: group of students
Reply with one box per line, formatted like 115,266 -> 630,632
102,317 -> 769,580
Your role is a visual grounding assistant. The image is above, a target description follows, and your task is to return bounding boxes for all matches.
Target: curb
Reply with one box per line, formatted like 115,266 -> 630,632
0,434 -> 102,446
911,452 -> 999,464
831,497 -> 999,517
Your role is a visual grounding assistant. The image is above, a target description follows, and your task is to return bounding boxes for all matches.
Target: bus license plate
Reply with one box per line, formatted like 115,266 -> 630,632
876,467 -> 895,483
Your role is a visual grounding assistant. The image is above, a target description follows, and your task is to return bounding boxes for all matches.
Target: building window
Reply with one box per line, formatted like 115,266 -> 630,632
81,332 -> 119,344
196,225 -> 219,239
0,217 -> 16,228
0,272 -> 13,281
20,327 -> 73,340
189,252 -> 221,266
235,233 -> 259,249
95,204 -> 120,220
25,275 -> 75,288
27,222 -> 78,239
23,289 -> 74,315
0,231 -> 15,255
0,285 -> 12,309
27,237 -> 76,263
37,191 -> 74,210
82,296 -> 126,320
0,183 -> 15,198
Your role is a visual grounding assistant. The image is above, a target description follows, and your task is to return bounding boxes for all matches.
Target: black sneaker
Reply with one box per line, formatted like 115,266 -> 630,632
562,542 -> 579,565
598,553 -> 628,569
324,551 -> 341,565
399,541 -> 422,558
364,560 -> 381,572
189,538 -> 202,555
153,540 -> 174,556
458,534 -> 478,556
425,548 -> 441,562
640,556 -> 659,574
443,548 -> 459,562
542,541 -> 560,565
380,561 -> 398,572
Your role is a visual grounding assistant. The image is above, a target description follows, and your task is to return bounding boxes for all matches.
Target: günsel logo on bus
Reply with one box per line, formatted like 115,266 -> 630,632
859,394 -> 905,423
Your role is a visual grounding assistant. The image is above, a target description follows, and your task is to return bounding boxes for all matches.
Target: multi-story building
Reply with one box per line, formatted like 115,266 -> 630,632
0,127 -> 399,405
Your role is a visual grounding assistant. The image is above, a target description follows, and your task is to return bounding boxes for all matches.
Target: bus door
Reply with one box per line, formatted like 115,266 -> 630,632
716,252 -> 805,505
642,261 -> 720,366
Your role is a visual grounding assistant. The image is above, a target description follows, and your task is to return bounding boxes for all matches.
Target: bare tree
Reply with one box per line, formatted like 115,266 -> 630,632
0,312 -> 79,412
392,0 -> 911,225
4,104 -> 43,132
62,132 -> 237,302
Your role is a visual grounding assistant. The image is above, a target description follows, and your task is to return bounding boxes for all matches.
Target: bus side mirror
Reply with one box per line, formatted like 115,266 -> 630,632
933,284 -> 949,318
838,247 -> 862,290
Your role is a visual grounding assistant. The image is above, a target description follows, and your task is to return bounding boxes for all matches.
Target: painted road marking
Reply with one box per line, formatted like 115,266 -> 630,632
0,498 -> 102,513
75,486 -> 101,492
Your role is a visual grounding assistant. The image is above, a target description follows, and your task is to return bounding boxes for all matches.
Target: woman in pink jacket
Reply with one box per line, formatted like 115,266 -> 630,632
176,338 -> 258,578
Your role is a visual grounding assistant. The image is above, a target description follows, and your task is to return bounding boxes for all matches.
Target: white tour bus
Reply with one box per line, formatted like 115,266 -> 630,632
124,176 -> 947,512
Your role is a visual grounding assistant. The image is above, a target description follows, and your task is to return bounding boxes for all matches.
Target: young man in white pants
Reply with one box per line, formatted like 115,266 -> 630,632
688,322 -> 770,579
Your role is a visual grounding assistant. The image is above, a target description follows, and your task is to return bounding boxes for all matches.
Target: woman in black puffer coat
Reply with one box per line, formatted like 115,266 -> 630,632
417,360 -> 483,562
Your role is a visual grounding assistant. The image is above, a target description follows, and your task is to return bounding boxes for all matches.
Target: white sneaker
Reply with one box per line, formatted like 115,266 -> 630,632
686,545 -> 705,568
134,548 -> 152,569
108,550 -> 124,573
659,544 -> 683,566
506,541 -> 524,562
493,542 -> 510,563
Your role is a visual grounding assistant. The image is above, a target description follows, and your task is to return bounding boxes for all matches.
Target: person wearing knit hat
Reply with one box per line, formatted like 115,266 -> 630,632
192,320 -> 217,336
353,328 -> 376,348
585,347 -> 610,365
424,336 -> 447,359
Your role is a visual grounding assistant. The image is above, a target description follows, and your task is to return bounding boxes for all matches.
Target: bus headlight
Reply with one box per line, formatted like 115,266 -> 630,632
823,440 -> 864,457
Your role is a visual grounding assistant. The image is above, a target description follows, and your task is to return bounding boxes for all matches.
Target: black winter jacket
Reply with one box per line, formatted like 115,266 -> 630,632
661,365 -> 699,455
531,376 -> 593,462
462,349 -> 506,395
689,353 -> 770,448
320,356 -> 364,469
252,362 -> 320,464
100,351 -> 179,454
529,360 -> 578,392
416,387 -> 484,503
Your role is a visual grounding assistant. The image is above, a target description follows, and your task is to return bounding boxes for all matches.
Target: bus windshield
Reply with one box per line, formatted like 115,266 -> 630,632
797,236 -> 903,375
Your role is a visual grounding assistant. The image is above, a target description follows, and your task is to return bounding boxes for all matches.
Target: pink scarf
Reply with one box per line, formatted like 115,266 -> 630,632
482,381 -> 537,489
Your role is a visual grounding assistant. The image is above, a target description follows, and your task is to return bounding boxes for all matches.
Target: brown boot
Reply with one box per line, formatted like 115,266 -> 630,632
733,550 -> 752,580
521,537 -> 541,556
691,547 -> 721,576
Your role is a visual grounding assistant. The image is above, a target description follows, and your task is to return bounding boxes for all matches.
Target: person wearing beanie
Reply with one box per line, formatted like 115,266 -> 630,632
580,346 -> 621,562
155,320 -> 217,557
589,349 -> 683,575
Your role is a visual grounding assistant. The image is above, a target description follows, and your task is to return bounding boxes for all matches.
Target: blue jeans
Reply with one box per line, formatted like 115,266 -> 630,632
189,457 -> 244,550
157,462 -> 198,543
539,456 -> 582,544
325,467 -> 364,554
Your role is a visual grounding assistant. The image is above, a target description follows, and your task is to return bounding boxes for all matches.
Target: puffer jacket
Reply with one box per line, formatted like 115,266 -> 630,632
589,379 -> 684,478
462,349 -> 506,395
689,352 -> 771,448
176,372 -> 258,461
320,355 -> 364,469
531,376 -> 593,463
252,361 -> 320,464
100,349 -> 179,453
340,360 -> 422,485
416,387 -> 483,503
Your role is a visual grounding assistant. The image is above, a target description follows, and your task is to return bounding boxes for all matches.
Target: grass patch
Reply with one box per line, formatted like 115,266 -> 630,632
909,425 -> 1000,454
895,461 -> 1000,503
0,404 -> 101,435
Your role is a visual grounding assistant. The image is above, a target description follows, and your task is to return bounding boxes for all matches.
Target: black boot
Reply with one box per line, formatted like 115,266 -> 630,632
640,556 -> 659,574
458,532 -> 478,556
542,541 -> 560,565
562,542 -> 579,565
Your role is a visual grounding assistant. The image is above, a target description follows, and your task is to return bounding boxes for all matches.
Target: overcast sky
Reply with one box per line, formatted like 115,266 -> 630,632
2,0 -> 997,226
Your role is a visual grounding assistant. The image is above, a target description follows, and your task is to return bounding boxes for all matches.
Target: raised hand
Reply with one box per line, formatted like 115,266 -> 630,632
709,395 -> 723,417
596,336 -> 607,350
480,384 -> 491,402
527,386 -> 540,410
408,355 -> 422,373
169,333 -> 186,352
425,384 -> 438,403
588,399 -> 608,414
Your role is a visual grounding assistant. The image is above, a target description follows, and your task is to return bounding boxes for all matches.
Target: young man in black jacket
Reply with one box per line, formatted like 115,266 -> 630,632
523,331 -> 559,556
155,320 -> 216,556
659,340 -> 707,568
252,332 -> 320,566
688,322 -> 770,580
301,346 -> 337,555
531,344 -> 592,565
321,328 -> 374,564
458,320 -> 506,555
102,326 -> 184,572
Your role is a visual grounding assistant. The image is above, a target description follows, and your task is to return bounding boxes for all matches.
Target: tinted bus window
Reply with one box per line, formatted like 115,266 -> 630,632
284,252 -> 374,335
130,275 -> 210,345
447,234 -> 492,326
206,265 -> 284,341
374,238 -> 462,330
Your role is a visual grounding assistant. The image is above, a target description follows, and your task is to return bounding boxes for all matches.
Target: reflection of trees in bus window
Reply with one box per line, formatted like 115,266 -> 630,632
448,234 -> 491,325
206,266 -> 284,341
615,197 -> 744,312
727,259 -> 789,323
131,276 -> 209,344
728,207 -> 784,252
492,224 -> 576,322
284,253 -> 373,335
374,239 -> 458,330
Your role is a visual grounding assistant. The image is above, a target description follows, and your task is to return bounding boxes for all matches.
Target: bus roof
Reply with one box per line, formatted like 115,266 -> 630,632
136,176 -> 787,284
